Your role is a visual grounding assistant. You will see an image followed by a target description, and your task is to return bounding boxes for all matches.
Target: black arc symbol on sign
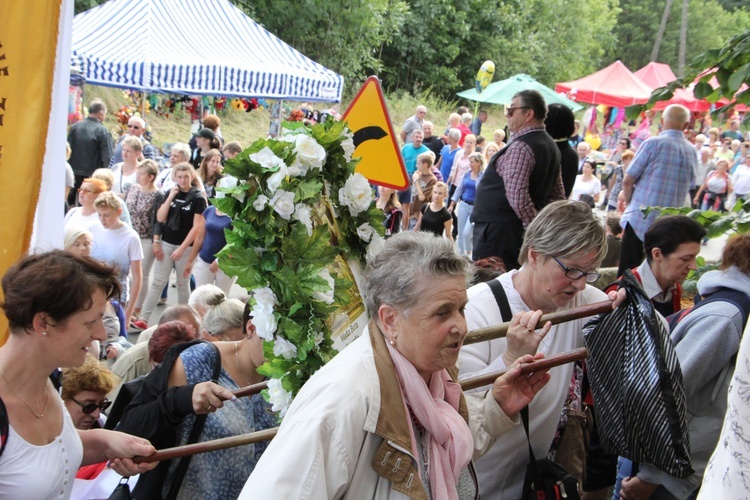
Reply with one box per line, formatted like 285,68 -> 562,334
353,126 -> 388,148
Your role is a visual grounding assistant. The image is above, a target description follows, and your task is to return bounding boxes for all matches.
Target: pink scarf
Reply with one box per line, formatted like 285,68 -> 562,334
385,340 -> 474,500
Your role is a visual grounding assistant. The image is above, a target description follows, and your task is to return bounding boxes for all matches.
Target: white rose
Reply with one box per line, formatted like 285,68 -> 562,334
269,189 -> 295,220
292,203 -> 313,236
286,164 -> 302,177
267,378 -> 293,418
266,163 -> 288,194
338,173 -> 373,216
251,308 -> 277,340
312,268 -> 335,305
252,287 -> 278,310
356,222 -> 376,243
252,194 -> 269,211
340,134 -> 355,162
216,175 -> 245,202
366,233 -> 386,261
294,135 -> 327,170
249,147 -> 284,170
272,337 -> 298,360
280,132 -> 297,143
313,331 -> 324,346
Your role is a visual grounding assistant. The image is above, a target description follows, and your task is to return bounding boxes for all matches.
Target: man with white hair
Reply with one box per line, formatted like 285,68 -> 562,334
399,105 -> 426,144
109,116 -> 156,166
577,141 -> 591,174
618,104 -> 695,276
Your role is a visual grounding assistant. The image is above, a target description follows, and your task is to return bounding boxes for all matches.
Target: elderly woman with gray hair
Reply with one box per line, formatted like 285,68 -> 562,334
459,200 -> 623,499
156,143 -> 193,192
240,232 -> 551,499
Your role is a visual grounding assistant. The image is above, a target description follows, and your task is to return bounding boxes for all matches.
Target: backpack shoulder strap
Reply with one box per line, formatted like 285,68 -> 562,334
0,395 -> 8,459
487,278 -> 512,322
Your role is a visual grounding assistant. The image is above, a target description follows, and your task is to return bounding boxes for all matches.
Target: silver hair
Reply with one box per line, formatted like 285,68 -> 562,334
171,143 -> 192,162
447,128 -> 462,141
519,200 -> 607,266
363,232 -> 473,318
461,113 -> 473,124
202,298 -> 245,336
188,284 -> 225,311
663,104 -> 689,127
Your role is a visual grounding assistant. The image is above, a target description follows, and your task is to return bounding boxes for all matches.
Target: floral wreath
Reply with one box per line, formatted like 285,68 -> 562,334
214,119 -> 385,417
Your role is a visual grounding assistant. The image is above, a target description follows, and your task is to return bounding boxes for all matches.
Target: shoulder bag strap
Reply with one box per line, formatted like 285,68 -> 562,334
166,342 -> 222,499
486,278 -> 512,321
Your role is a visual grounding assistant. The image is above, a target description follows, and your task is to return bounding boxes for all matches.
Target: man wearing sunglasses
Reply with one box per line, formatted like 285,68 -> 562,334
62,355 -> 118,430
109,116 -> 156,167
471,89 -> 564,270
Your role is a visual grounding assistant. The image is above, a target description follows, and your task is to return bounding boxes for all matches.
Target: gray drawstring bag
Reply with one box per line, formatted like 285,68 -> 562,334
582,270 -> 693,478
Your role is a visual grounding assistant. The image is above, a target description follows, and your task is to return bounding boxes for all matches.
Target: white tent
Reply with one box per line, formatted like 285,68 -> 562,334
71,0 -> 344,102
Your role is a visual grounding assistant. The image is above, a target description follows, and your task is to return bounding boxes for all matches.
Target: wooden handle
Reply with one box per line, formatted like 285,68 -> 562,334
133,428 -> 279,464
463,300 -> 612,345
132,347 -> 589,463
459,347 -> 589,391
232,381 -> 268,399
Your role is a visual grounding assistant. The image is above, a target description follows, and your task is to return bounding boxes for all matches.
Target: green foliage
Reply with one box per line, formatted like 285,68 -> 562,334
610,0 -> 749,75
216,118 -> 384,415
626,26 -> 750,120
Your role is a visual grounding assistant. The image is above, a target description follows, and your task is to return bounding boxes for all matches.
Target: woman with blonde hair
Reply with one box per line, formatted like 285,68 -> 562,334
125,160 -> 167,328
200,297 -> 246,341
415,181 -> 453,241
91,168 -> 132,225
449,152 -> 485,255
139,163 -> 206,326
112,136 -> 143,195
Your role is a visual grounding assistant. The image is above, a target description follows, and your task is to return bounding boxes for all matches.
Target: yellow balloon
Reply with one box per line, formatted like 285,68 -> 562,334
475,60 -> 495,93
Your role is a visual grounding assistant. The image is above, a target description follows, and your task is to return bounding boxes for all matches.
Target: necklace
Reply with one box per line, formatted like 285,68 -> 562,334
0,363 -> 49,419
234,341 -> 253,387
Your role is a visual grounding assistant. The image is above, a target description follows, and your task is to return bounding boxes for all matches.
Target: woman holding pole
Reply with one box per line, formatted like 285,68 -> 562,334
240,231 -> 551,499
0,251 -> 156,497
459,200 -> 621,499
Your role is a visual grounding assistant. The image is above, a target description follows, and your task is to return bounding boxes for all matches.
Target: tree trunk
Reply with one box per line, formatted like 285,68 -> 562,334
651,0 -> 675,62
678,0 -> 689,77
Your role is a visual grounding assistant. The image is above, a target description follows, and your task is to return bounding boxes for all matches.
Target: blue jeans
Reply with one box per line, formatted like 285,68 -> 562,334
455,201 -> 474,256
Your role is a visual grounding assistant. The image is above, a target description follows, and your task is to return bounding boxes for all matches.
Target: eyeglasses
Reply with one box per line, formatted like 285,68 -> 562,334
505,106 -> 530,117
78,188 -> 96,194
69,397 -> 111,415
551,256 -> 601,283
128,125 -> 141,129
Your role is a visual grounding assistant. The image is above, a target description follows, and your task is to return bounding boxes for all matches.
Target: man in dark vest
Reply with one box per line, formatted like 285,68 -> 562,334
471,89 -> 564,269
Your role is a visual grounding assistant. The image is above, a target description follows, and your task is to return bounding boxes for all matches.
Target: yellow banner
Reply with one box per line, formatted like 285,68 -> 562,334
0,0 -> 62,343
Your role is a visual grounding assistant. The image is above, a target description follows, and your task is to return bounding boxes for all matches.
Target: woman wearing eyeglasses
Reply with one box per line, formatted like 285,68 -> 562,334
459,200 -> 622,499
62,355 -> 117,430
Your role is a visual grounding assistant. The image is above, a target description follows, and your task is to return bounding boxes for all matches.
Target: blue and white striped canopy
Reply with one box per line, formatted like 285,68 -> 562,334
71,0 -> 344,102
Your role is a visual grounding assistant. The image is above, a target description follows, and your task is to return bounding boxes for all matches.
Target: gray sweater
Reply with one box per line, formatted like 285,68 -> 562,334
639,267 -> 750,497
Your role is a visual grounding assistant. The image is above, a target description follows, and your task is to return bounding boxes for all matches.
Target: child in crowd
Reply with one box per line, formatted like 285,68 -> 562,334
410,152 -> 438,229
92,191 -> 143,326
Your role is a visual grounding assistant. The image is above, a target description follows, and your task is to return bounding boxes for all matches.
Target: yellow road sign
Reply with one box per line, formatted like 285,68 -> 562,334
342,77 -> 408,190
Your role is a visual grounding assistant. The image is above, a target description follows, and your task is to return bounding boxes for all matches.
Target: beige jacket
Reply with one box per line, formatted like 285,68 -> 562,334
239,321 -> 517,499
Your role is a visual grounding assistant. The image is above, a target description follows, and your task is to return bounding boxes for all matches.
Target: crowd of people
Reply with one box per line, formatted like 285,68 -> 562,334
0,94 -> 748,499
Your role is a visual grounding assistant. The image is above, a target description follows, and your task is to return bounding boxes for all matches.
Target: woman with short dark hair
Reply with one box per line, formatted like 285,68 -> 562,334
0,250 -> 156,497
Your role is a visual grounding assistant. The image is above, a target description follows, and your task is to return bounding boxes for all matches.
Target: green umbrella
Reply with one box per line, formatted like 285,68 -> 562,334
457,74 -> 583,112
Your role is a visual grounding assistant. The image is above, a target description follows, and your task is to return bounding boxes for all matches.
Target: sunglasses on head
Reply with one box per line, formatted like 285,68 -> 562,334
70,397 -> 111,414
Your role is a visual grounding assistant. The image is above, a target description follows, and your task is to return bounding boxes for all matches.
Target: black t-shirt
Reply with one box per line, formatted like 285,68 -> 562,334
423,136 -> 445,163
162,189 -> 207,245
420,204 -> 451,237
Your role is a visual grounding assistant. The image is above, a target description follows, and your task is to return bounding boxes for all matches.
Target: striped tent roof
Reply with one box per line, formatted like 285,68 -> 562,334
71,0 -> 344,102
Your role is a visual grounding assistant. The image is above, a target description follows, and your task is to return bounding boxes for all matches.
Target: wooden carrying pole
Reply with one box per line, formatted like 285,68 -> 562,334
133,348 -> 589,464
463,300 -> 612,345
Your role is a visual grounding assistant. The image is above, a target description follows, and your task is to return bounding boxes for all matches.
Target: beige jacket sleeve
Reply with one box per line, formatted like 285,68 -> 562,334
465,390 -> 520,460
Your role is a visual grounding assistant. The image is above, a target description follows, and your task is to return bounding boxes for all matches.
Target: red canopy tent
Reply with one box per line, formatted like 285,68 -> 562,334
555,60 -> 654,107
634,62 -> 676,89
652,85 -> 713,111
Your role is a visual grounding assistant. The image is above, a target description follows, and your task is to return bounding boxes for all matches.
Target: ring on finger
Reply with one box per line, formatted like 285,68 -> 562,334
206,404 -> 213,412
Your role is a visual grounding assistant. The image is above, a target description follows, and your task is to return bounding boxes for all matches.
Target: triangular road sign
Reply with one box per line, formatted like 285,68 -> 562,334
342,77 -> 408,190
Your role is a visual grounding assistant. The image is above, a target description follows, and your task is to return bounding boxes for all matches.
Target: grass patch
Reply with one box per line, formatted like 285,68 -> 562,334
85,84 -> 510,152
